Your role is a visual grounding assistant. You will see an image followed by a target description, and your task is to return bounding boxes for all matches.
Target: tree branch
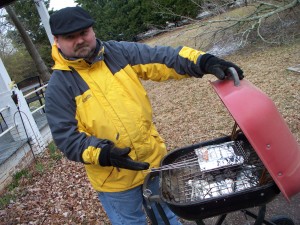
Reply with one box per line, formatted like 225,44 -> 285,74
189,0 -> 299,50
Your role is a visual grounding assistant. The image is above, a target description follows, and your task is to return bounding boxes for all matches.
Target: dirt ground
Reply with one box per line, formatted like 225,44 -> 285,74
1,18 -> 300,225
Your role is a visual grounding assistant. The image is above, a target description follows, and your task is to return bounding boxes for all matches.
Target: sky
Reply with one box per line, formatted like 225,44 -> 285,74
49,0 -> 77,10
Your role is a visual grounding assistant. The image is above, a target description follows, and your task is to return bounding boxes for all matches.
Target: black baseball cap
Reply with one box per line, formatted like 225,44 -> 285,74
49,6 -> 95,35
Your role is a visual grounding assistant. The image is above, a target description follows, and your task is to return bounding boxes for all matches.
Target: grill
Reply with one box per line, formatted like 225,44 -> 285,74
161,139 -> 273,205
157,133 -> 280,221
142,70 -> 300,225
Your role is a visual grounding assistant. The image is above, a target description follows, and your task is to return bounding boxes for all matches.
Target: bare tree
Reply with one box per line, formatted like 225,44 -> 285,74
5,5 -> 50,82
152,0 -> 300,55
0,9 -> 14,57
196,0 -> 300,45
0,33 -> 14,57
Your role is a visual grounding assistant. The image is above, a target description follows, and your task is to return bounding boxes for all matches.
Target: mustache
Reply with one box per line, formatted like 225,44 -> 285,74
74,44 -> 89,51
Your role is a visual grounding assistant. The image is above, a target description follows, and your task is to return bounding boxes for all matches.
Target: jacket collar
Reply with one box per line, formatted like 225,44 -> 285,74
51,39 -> 104,71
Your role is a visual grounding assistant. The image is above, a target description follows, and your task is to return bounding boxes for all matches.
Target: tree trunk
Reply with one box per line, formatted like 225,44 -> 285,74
5,5 -> 51,82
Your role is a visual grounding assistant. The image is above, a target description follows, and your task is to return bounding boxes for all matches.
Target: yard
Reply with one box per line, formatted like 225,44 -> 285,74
1,9 -> 300,224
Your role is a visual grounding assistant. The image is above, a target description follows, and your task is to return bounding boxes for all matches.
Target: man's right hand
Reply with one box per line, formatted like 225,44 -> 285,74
99,144 -> 150,171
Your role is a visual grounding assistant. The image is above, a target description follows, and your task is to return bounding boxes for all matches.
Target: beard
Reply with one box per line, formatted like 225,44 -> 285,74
74,44 -> 95,58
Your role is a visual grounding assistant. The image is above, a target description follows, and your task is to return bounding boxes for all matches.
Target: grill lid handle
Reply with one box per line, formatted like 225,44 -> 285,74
226,67 -> 240,87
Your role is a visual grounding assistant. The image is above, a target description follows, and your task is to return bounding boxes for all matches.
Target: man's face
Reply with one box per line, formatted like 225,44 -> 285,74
54,27 -> 97,59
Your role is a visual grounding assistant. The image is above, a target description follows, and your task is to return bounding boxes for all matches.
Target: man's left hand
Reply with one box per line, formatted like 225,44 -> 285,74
200,53 -> 244,80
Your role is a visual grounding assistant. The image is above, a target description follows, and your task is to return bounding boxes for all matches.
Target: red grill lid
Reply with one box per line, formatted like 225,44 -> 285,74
211,78 -> 300,201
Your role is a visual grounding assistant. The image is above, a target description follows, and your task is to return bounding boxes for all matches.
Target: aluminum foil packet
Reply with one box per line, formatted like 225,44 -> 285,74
195,141 -> 244,172
188,178 -> 234,200
187,141 -> 260,201
234,165 -> 259,191
187,173 -> 259,201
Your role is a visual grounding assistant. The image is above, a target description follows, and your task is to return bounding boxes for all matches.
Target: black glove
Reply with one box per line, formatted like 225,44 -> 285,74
200,53 -> 244,80
99,144 -> 150,171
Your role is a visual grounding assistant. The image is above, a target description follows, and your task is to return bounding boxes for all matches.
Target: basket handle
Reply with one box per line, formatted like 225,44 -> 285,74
143,171 -> 161,202
143,171 -> 171,225
226,67 -> 240,87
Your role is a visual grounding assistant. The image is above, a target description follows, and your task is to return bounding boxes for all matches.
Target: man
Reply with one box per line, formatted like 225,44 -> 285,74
46,6 -> 243,225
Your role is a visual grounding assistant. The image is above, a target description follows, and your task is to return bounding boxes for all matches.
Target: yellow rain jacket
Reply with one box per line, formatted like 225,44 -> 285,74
45,40 -> 206,192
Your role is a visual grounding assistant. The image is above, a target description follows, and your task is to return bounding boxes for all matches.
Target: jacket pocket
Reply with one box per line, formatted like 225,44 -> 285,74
84,164 -> 114,191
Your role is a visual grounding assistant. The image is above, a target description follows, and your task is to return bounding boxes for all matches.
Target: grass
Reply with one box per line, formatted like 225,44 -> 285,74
0,193 -> 15,209
0,169 -> 29,209
8,169 -> 31,191
35,161 -> 45,174
48,141 -> 62,161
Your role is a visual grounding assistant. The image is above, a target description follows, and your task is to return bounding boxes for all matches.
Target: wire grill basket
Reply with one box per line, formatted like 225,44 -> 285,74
161,139 -> 274,205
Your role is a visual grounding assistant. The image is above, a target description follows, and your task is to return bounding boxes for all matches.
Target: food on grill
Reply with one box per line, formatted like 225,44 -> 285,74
195,141 -> 245,172
188,178 -> 234,200
160,138 -> 274,205
187,166 -> 260,201
183,142 -> 259,201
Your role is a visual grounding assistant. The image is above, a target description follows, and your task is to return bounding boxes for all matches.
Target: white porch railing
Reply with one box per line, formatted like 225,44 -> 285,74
0,105 -> 10,113
0,0 -> 54,193
23,83 -> 48,99
0,124 -> 17,138
0,58 -> 52,192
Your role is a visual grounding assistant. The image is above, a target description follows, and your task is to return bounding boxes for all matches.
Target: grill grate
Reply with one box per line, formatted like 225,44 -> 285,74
161,140 -> 273,204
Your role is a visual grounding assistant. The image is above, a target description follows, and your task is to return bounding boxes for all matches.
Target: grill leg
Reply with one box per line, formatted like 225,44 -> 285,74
242,205 -> 276,225
144,204 -> 158,225
195,219 -> 206,225
215,214 -> 227,225
155,202 -> 171,225
195,214 -> 227,225
254,206 -> 266,225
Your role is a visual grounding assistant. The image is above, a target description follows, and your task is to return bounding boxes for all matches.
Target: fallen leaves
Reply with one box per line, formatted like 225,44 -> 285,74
0,155 -> 110,224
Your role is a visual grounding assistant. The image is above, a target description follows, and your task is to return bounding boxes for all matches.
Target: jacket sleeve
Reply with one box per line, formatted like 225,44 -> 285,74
105,41 -> 206,81
45,71 -> 110,164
